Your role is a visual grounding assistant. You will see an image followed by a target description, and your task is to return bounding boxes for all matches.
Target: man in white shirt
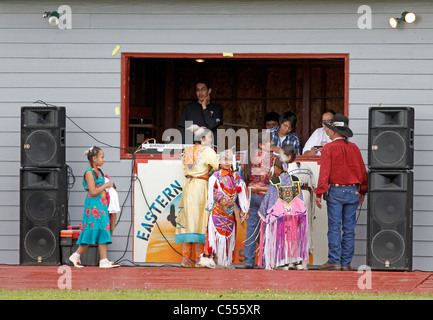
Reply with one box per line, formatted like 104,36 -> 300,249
302,110 -> 335,156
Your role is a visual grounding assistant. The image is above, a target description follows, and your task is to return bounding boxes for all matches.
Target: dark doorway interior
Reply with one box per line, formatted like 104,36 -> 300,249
125,56 -> 345,154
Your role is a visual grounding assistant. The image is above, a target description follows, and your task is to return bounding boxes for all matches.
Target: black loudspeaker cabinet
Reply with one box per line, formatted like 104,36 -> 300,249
367,170 -> 413,271
20,167 -> 68,265
368,107 -> 414,170
21,106 -> 66,168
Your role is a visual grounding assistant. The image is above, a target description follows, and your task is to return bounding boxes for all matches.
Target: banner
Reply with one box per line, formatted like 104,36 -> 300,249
133,159 -> 247,264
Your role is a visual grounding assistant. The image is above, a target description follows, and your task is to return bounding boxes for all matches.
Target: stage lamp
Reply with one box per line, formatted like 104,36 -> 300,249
43,11 -> 60,26
195,59 -> 205,63
404,12 -> 416,23
389,11 -> 416,28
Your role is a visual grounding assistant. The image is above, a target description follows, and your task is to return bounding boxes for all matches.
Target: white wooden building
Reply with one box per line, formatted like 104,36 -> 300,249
0,0 -> 432,271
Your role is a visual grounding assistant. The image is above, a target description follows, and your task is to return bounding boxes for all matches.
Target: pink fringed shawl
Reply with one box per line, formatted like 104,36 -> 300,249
257,174 -> 309,270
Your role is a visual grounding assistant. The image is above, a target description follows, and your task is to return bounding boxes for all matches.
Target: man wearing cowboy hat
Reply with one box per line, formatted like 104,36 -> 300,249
314,113 -> 368,271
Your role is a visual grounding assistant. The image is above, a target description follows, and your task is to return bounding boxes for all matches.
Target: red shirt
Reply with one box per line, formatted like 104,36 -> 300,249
315,138 -> 368,196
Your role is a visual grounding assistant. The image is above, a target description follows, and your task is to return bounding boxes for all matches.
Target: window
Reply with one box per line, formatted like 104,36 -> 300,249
120,53 -> 348,159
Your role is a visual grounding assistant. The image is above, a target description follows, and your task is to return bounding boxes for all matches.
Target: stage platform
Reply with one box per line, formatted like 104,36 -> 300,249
0,265 -> 432,294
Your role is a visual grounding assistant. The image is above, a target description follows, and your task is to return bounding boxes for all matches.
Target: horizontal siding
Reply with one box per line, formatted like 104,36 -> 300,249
350,89 -> 433,105
0,58 -> 120,73
1,29 -> 433,44
0,14 -> 421,30
0,88 -> 120,102
1,2 -> 432,15
0,0 -> 432,271
0,103 -> 122,117
1,44 -> 433,60
351,74 -> 433,90
0,73 -> 120,88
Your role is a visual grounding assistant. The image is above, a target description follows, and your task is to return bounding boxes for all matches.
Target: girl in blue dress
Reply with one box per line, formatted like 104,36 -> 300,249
69,146 -> 119,268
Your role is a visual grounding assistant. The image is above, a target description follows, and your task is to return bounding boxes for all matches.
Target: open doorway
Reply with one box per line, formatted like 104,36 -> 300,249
121,53 -> 348,158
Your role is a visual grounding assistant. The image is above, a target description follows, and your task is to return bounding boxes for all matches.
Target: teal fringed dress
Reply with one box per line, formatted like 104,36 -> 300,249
76,168 -> 112,246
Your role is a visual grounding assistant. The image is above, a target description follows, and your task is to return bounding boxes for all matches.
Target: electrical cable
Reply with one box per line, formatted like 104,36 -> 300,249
356,200 -> 364,224
134,175 -> 182,256
65,164 -> 76,226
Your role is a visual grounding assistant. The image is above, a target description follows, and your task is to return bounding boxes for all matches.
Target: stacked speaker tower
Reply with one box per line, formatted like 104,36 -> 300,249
20,106 -> 68,265
367,107 -> 414,271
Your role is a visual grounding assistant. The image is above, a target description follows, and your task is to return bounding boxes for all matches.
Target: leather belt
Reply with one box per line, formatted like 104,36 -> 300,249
330,183 -> 359,187
251,191 -> 266,196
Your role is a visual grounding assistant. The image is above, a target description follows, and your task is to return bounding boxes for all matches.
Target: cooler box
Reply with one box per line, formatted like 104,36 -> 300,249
60,225 -> 100,266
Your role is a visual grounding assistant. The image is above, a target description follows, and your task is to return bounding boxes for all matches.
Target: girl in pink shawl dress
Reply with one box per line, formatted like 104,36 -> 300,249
258,146 -> 309,270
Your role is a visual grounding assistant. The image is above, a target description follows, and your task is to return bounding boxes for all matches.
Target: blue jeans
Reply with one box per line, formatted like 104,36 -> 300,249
244,194 -> 264,267
326,185 -> 359,266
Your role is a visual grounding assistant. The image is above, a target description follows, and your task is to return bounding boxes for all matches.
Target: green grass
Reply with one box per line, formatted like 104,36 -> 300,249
1,289 -> 432,300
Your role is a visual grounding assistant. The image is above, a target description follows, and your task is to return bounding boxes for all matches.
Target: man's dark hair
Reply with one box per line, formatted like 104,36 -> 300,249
264,111 -> 280,125
279,111 -> 298,131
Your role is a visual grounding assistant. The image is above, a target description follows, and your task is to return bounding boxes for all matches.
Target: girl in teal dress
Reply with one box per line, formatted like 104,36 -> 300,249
69,146 -> 119,268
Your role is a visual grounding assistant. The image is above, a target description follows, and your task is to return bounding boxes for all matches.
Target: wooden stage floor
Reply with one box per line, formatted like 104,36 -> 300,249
1,265 -> 432,294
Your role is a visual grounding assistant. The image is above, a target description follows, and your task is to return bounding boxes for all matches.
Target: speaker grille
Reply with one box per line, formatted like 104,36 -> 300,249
22,108 -> 59,127
371,131 -> 406,167
23,130 -> 57,165
24,190 -> 56,223
370,193 -> 406,226
23,227 -> 57,261
371,230 -> 405,264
